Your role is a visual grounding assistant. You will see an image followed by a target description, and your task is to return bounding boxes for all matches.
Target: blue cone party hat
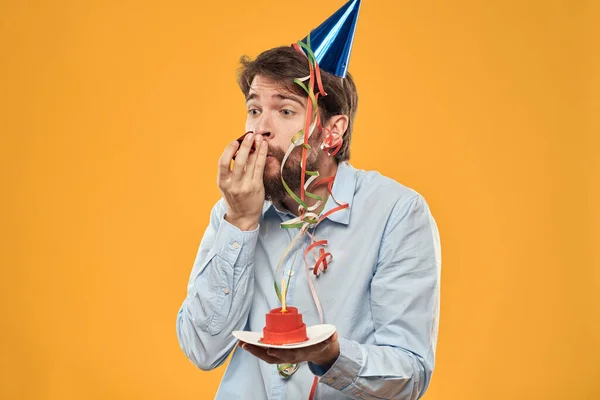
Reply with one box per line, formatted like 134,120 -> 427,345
298,0 -> 362,78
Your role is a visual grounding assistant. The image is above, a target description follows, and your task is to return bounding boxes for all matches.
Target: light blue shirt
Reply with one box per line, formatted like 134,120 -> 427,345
176,161 -> 442,399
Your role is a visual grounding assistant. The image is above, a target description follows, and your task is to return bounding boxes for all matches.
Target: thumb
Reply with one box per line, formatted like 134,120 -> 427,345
324,332 -> 338,344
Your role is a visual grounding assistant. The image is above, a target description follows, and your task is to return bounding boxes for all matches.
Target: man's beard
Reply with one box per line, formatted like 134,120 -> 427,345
263,133 -> 322,204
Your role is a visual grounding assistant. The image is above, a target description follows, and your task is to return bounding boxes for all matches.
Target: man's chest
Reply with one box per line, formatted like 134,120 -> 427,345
248,219 -> 383,334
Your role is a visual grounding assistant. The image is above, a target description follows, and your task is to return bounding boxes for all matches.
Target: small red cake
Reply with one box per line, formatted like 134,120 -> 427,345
260,307 -> 309,345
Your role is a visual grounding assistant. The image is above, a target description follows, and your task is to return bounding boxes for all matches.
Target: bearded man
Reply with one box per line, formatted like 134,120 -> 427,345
176,2 -> 441,399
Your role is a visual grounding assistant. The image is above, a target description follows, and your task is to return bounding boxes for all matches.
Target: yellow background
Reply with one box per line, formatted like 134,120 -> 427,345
1,0 -> 598,399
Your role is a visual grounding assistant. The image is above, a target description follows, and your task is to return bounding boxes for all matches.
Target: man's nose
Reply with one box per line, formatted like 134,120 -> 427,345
252,113 -> 273,139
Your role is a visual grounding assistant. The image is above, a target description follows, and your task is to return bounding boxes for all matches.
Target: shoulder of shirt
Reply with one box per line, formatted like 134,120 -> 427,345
351,164 -> 423,205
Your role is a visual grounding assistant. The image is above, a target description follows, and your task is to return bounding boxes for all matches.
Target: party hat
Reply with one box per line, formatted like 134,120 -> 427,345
298,0 -> 362,78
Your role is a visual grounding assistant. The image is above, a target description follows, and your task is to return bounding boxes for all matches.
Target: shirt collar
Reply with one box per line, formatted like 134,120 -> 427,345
261,161 -> 357,226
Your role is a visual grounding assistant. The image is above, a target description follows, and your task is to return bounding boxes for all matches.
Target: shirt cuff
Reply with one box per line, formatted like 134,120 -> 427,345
308,338 -> 364,391
213,215 -> 259,266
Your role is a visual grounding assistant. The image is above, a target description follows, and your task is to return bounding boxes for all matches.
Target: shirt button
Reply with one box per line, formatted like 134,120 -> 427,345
224,288 -> 230,295
232,242 -> 240,249
327,377 -> 334,384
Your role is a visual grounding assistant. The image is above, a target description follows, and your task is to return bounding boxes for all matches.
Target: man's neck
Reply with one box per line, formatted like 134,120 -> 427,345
279,159 -> 339,217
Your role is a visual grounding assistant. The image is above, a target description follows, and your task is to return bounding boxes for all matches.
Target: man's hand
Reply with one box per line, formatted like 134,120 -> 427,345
218,133 -> 268,231
238,332 -> 340,371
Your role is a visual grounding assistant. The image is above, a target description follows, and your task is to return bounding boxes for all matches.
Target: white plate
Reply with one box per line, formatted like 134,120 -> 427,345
232,324 -> 336,349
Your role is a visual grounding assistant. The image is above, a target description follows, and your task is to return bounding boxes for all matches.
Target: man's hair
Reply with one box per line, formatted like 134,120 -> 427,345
237,46 -> 358,162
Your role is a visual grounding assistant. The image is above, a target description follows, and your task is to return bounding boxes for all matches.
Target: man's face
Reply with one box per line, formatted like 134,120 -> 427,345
245,75 -> 323,203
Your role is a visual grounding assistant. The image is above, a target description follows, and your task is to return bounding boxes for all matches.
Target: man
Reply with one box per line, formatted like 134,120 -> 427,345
176,2 -> 441,399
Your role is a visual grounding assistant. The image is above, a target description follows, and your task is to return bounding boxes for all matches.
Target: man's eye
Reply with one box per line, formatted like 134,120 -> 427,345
248,109 -> 260,116
281,109 -> 295,116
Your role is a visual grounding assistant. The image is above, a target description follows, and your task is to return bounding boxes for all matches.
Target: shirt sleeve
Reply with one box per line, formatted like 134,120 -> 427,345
308,194 -> 442,400
176,199 -> 260,371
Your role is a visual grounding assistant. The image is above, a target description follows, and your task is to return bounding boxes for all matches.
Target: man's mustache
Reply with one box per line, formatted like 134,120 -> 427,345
233,131 -> 288,162
233,130 -> 317,162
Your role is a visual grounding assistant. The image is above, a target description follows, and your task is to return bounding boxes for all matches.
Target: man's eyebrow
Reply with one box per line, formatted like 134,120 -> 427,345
273,93 -> 304,107
245,92 -> 305,108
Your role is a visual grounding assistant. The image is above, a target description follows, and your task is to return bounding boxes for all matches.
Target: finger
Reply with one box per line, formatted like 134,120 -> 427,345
231,133 -> 246,160
218,140 -> 240,181
252,140 -> 268,182
267,333 -> 336,361
244,135 -> 262,176
246,135 -> 264,177
266,348 -> 302,363
309,334 -> 337,354
232,133 -> 255,178
239,342 -> 283,364
309,332 -> 338,354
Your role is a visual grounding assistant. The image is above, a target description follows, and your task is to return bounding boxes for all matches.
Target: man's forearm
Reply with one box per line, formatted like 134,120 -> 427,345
176,202 -> 260,370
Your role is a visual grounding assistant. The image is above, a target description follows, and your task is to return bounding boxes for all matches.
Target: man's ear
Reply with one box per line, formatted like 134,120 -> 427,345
325,115 -> 349,137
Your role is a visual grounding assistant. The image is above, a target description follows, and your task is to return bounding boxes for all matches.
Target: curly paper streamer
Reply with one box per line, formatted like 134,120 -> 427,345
271,39 -> 350,398
309,376 -> 319,399
269,32 -> 351,400
271,34 -> 350,330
